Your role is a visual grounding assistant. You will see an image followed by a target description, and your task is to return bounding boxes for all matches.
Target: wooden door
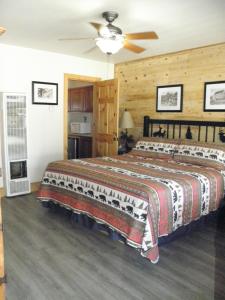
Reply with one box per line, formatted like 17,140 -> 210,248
93,79 -> 119,157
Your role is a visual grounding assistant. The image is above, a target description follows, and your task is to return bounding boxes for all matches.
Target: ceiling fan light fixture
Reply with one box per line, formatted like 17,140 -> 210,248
95,35 -> 125,54
99,26 -> 111,38
0,26 -> 6,36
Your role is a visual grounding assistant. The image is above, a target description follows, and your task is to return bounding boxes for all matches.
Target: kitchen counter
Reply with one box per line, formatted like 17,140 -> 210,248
68,133 -> 92,138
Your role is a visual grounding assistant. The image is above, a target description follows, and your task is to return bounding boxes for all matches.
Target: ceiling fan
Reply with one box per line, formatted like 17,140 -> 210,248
0,27 -> 6,36
59,11 -> 158,55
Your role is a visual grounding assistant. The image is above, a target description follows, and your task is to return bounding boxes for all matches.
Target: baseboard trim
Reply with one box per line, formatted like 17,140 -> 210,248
0,182 -> 40,198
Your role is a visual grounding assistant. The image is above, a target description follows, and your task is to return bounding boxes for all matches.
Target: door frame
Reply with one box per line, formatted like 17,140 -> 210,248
63,73 -> 101,159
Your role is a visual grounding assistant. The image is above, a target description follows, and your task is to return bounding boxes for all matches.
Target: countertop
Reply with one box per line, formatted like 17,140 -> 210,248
68,133 -> 92,138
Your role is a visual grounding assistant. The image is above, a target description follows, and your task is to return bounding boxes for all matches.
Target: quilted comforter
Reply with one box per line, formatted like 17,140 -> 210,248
37,154 -> 224,263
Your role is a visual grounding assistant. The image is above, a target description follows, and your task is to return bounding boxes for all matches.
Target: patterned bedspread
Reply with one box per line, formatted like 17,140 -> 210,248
36,154 -> 224,263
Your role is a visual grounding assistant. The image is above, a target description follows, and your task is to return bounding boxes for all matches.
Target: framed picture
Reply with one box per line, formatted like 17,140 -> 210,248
204,81 -> 225,111
32,81 -> 58,105
156,84 -> 183,112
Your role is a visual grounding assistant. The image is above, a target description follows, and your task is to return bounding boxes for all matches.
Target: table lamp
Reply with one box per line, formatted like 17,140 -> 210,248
119,109 -> 134,152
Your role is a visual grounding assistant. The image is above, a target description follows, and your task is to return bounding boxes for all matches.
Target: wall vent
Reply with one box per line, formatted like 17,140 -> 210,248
0,93 -> 30,196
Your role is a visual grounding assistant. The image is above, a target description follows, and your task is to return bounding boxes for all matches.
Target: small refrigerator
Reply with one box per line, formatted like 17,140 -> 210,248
68,137 -> 79,159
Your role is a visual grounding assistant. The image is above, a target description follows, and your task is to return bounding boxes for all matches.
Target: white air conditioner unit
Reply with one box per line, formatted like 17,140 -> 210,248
0,92 -> 30,196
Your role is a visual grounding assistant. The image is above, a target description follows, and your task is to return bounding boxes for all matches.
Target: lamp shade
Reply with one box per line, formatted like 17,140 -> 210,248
120,109 -> 134,129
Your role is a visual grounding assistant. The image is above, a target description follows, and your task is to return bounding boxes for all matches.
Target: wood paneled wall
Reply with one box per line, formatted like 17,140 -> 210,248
115,43 -> 225,139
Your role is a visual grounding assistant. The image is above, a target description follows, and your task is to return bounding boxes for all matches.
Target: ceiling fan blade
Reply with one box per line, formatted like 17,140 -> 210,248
0,27 -> 6,36
123,41 -> 145,53
89,22 -> 103,32
58,37 -> 95,41
84,45 -> 98,54
125,31 -> 158,40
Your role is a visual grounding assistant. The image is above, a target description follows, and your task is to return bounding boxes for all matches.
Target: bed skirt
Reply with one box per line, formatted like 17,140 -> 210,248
40,199 -> 224,248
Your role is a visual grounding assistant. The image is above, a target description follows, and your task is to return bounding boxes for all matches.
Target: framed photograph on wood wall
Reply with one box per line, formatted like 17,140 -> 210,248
32,81 -> 58,105
156,84 -> 183,112
204,81 -> 225,111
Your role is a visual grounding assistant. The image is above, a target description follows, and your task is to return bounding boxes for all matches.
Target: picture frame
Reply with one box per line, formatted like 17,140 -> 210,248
156,84 -> 183,112
32,81 -> 58,105
204,81 -> 225,111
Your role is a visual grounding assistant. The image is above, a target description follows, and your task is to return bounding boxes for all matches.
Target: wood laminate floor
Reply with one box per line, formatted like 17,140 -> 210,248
2,194 -> 225,300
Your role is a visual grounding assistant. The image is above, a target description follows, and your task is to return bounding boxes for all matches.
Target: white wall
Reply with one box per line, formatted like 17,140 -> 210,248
0,44 -> 114,187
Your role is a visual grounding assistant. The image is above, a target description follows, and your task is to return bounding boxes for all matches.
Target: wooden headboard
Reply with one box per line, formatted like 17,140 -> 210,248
143,116 -> 225,143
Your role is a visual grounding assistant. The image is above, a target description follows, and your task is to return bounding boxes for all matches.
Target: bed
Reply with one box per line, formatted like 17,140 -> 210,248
37,117 -> 225,263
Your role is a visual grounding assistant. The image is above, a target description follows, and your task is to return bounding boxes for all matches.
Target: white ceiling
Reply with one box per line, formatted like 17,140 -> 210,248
0,0 -> 225,64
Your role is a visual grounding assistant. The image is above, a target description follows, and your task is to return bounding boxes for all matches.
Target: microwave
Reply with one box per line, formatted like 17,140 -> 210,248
70,122 -> 91,134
